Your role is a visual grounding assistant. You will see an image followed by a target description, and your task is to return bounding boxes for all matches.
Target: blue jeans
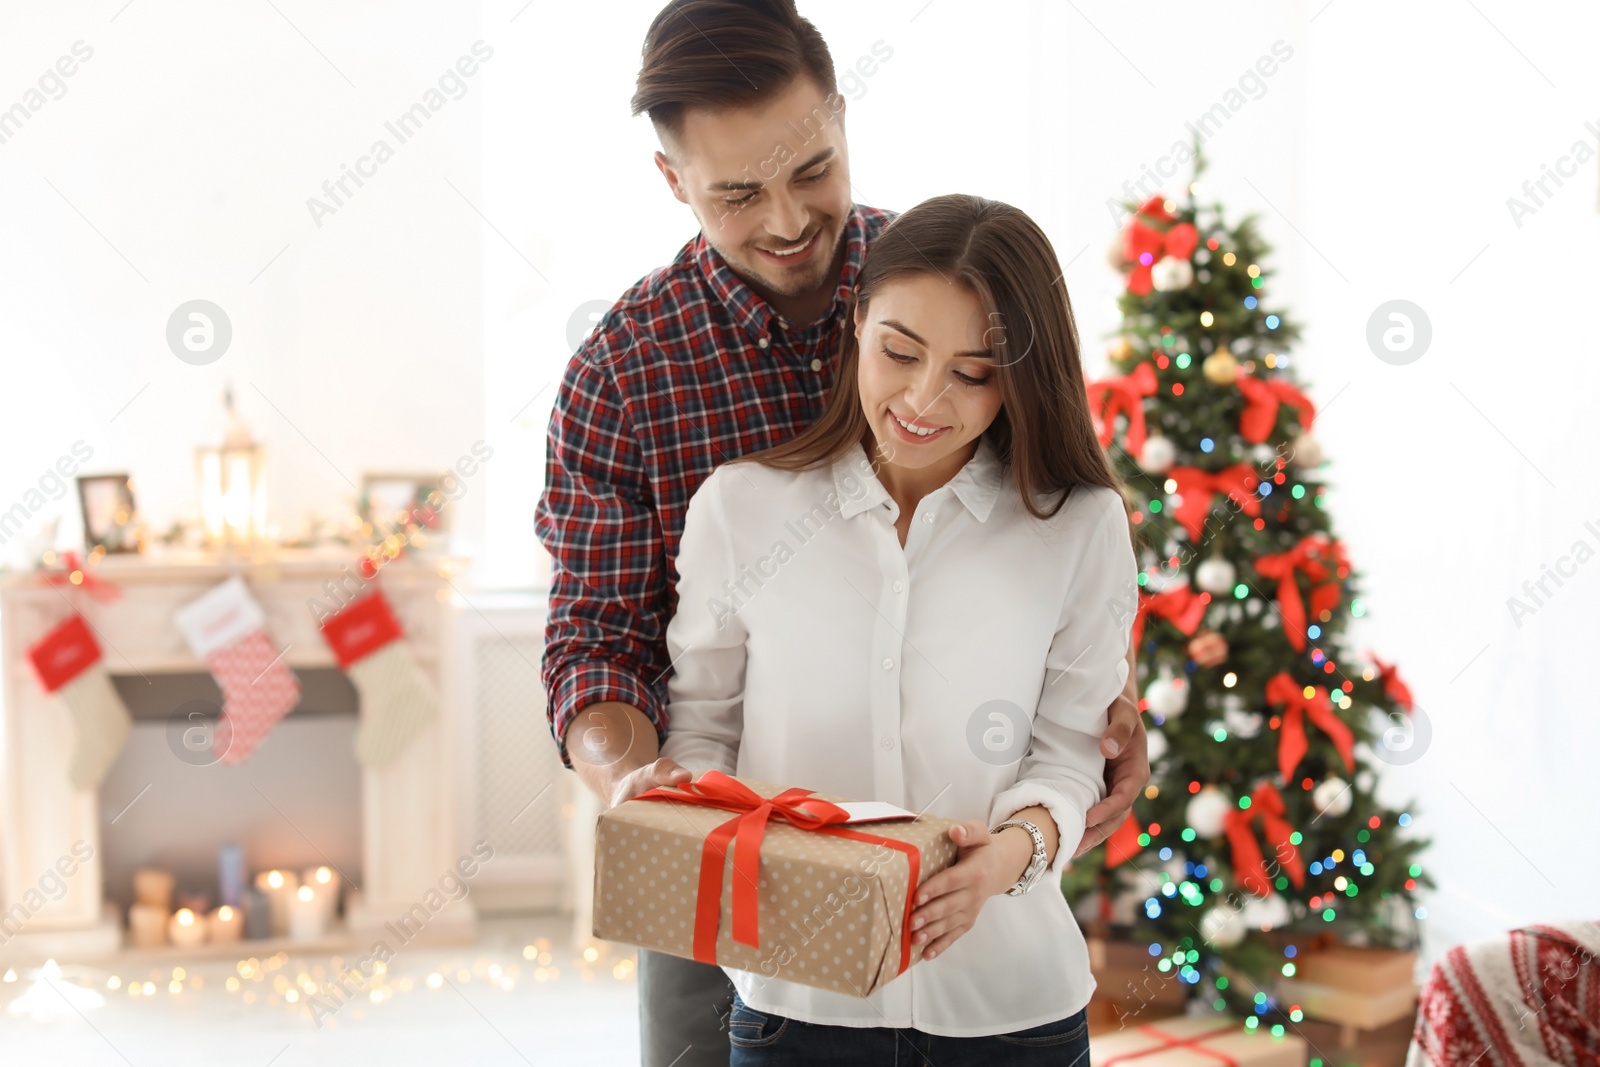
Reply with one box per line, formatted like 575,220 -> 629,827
727,991 -> 1091,1066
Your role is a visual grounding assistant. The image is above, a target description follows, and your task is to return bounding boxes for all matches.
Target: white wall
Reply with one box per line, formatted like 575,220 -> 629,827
2,0 -> 1595,972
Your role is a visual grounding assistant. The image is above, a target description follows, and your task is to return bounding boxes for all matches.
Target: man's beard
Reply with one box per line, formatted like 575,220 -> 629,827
712,220 -> 843,299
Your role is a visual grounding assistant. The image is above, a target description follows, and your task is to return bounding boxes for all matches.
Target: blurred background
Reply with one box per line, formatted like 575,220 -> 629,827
0,0 -> 1596,1063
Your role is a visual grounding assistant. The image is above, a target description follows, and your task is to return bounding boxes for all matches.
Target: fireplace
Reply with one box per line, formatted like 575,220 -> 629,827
0,548 -> 476,959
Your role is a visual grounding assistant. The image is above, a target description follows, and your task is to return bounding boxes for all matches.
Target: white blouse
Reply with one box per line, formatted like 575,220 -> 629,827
660,433 -> 1136,1038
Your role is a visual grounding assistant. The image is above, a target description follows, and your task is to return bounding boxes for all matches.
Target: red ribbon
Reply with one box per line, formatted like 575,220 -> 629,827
1101,1022 -> 1244,1067
1253,535 -> 1345,652
1086,362 -> 1158,455
1132,586 -> 1210,647
36,551 -> 122,604
635,772 -> 926,976
1167,465 -> 1261,540
1265,671 -> 1355,784
1222,782 -> 1305,898
1235,374 -> 1316,444
1370,654 -> 1415,711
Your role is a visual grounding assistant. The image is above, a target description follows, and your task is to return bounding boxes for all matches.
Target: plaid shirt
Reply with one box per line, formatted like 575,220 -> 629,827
536,204 -> 897,766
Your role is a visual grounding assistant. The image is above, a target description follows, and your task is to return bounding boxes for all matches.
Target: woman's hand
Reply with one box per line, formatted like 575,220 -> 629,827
906,820 -> 1033,960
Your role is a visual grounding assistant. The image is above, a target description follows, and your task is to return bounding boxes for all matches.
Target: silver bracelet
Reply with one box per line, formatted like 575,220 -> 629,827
993,819 -> 1049,896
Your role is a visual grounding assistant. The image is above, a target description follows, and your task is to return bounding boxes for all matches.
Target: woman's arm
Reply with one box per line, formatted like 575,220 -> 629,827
658,470 -> 749,776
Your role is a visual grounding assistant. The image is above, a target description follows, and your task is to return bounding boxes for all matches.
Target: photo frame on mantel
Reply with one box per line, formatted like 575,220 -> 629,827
357,472 -> 449,537
76,473 -> 141,554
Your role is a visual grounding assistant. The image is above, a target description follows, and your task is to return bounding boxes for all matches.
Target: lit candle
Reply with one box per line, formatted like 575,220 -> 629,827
288,884 -> 325,942
167,907 -> 207,948
128,903 -> 168,948
133,869 -> 175,910
208,904 -> 242,943
254,870 -> 298,936
301,865 -> 340,924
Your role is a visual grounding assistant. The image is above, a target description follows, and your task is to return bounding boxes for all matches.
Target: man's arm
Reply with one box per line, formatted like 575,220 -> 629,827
535,329 -> 689,808
1075,638 -> 1148,858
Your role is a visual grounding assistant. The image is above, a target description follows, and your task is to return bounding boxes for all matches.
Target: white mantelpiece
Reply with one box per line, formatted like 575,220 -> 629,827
0,547 -> 474,958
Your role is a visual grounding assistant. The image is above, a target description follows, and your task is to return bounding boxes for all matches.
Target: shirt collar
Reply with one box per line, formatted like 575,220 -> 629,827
694,205 -> 872,346
831,434 -> 1004,523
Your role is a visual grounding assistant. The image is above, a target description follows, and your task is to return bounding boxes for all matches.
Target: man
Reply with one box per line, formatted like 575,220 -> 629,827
534,2 -> 1149,1064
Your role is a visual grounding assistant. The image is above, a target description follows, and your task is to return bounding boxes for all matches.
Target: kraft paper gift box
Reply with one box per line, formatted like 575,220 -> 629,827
1278,944 -> 1418,1032
1089,1015 -> 1306,1067
593,771 -> 958,998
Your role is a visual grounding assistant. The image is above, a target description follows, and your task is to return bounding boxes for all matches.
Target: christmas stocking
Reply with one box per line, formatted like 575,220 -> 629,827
319,590 -> 437,768
26,613 -> 132,789
175,576 -> 301,764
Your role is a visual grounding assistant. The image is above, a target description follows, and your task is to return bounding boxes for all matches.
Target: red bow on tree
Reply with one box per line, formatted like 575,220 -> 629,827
1253,535 -> 1347,652
1223,782 -> 1305,897
1235,374 -> 1316,444
1133,586 -> 1211,646
1103,812 -> 1144,867
1122,197 -> 1199,296
36,551 -> 122,604
1369,654 -> 1415,712
1265,671 -> 1355,785
1086,361 -> 1158,455
1167,465 -> 1261,540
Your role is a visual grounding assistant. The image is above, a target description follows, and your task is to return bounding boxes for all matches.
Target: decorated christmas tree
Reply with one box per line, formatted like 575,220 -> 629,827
1065,148 -> 1433,1024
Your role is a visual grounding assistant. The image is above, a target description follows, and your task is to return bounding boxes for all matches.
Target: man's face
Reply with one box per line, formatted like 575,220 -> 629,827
655,76 -> 853,302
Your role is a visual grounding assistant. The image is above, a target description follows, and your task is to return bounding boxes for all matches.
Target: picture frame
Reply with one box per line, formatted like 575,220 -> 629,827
357,472 -> 450,537
77,473 -> 141,554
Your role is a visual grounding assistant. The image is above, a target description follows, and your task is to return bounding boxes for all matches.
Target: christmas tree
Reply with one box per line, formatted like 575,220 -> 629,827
1065,148 -> 1434,1025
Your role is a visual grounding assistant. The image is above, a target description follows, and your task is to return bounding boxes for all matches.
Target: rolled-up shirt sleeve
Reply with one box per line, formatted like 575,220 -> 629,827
659,470 -> 747,776
988,489 -> 1137,876
535,331 -> 670,769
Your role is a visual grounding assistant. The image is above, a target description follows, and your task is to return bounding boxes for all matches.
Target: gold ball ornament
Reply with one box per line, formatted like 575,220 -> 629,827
1202,347 -> 1239,385
1110,338 -> 1136,362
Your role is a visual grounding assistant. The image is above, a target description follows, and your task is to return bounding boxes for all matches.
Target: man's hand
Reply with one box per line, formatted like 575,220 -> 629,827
1074,641 -> 1149,859
605,756 -> 692,810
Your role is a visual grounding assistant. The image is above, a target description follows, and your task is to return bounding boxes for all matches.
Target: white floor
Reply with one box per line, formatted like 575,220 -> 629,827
0,915 -> 640,1066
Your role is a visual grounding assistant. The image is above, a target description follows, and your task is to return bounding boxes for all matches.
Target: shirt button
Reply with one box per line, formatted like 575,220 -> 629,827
923,514 -> 934,524
892,580 -> 903,592
757,337 -> 769,349
881,657 -> 894,671
810,357 -> 822,371
880,737 -> 896,751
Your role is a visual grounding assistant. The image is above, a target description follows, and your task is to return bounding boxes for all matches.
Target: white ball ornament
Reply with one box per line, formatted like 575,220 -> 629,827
1223,707 -> 1264,740
1312,776 -> 1354,817
1195,558 -> 1237,595
1138,435 -> 1177,474
1290,433 -> 1324,470
1144,675 -> 1189,719
1144,728 -> 1169,765
1185,786 -> 1231,839
1242,892 -> 1292,931
1150,256 -> 1195,291
1200,902 -> 1247,948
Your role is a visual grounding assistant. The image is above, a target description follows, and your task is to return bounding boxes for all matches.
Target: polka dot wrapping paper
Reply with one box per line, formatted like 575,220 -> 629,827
593,775 -> 958,998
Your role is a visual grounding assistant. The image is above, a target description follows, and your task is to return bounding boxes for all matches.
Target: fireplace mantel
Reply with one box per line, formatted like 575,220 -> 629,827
0,547 -> 475,958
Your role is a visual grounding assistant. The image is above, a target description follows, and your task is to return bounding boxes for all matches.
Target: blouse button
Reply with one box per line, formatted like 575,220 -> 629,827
881,657 -> 894,671
923,514 -> 934,524
880,737 -> 896,751
892,580 -> 903,593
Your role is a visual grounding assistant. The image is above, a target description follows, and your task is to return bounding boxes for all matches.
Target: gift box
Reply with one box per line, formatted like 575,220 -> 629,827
1089,1015 -> 1306,1067
593,772 -> 958,998
1293,944 -> 1416,990
1088,935 -> 1187,1015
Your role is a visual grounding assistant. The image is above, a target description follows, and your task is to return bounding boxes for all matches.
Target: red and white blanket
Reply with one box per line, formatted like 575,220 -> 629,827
1408,920 -> 1600,1067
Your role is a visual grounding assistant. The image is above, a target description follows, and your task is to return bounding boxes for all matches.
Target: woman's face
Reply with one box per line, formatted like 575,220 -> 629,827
855,274 -> 1004,478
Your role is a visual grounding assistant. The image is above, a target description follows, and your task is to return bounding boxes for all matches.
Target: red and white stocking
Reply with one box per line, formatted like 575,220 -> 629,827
320,590 -> 437,768
26,613 -> 132,789
175,576 -> 301,764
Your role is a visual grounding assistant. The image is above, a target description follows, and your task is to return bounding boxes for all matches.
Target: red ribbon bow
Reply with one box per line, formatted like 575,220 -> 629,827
1121,197 -> 1199,296
1132,586 -> 1211,647
1167,465 -> 1261,541
1086,361 -> 1158,456
1235,374 -> 1316,444
1222,782 -> 1305,897
1253,535 -> 1345,652
1369,654 -> 1414,711
36,551 -> 122,604
635,772 -> 926,975
1265,672 -> 1355,785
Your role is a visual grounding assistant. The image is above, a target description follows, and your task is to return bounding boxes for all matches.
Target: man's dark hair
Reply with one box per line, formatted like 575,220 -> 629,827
632,0 -> 837,141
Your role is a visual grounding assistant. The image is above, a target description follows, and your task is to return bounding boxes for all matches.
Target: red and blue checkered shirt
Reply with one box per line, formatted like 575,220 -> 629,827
536,204 -> 897,766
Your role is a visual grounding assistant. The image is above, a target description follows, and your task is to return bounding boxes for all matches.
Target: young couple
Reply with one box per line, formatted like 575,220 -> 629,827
535,1 -> 1150,1063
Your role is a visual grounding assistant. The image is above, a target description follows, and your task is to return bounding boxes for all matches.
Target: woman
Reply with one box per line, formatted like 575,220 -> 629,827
661,194 -> 1135,1064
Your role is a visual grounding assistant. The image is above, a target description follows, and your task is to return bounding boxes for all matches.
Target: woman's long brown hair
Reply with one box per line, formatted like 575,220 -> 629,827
732,193 -> 1121,520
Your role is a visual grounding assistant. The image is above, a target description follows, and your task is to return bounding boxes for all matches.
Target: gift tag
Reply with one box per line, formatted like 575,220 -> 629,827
834,801 -> 918,824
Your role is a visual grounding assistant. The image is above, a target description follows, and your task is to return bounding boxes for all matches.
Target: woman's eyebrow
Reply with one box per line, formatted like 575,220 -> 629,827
879,318 -> 994,360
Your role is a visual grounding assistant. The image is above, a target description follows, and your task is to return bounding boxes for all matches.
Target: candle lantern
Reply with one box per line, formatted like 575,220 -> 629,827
195,385 -> 267,548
